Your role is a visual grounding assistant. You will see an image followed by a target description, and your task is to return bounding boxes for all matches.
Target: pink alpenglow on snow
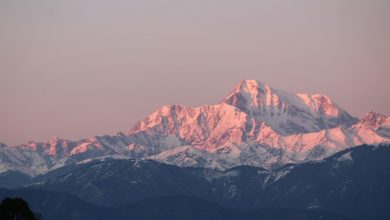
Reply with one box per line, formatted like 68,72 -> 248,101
0,80 -> 388,176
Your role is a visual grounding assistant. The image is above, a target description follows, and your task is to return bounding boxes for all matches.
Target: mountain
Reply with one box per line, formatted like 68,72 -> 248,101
129,80 -> 388,169
115,196 -> 352,220
0,170 -> 31,189
0,188 -> 105,220
0,189 -> 352,220
25,143 -> 390,220
221,80 -> 358,134
0,80 -> 388,176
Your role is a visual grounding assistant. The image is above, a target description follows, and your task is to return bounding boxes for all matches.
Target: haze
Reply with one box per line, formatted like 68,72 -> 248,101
1,0 -> 389,146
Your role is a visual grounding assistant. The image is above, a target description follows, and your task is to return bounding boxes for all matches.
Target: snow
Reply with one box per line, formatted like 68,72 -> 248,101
222,80 -> 356,135
337,152 -> 353,163
297,93 -> 315,109
0,164 -> 7,173
59,173 -> 73,181
0,80 -> 388,176
70,143 -> 91,155
273,168 -> 292,182
359,111 -> 388,129
162,135 -> 183,148
207,169 -> 241,180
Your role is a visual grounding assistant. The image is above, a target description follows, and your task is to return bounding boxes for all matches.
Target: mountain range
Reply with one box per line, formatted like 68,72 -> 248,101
1,80 -> 390,220
1,80 -> 389,176
1,143 -> 389,220
0,189 -> 353,220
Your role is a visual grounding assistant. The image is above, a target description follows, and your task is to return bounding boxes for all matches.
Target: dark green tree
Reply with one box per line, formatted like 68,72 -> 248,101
0,197 -> 37,220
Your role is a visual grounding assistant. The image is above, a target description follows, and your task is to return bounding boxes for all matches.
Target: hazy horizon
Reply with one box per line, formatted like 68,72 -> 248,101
1,0 -> 389,146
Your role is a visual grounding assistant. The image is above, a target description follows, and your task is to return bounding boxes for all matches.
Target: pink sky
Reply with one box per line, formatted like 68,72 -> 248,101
0,0 -> 389,146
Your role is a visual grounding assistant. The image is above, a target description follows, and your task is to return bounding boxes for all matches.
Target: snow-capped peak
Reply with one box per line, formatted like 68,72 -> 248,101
49,137 -> 64,144
297,93 -> 340,117
233,79 -> 273,100
222,79 -> 283,111
359,111 -> 389,129
0,79 -> 387,176
223,80 -> 342,117
221,80 -> 357,134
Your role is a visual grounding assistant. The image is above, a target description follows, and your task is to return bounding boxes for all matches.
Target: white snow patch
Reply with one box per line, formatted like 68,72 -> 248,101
337,152 -> 353,163
273,168 -> 291,182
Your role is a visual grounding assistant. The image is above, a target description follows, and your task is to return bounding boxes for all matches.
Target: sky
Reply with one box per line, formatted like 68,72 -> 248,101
0,0 -> 389,146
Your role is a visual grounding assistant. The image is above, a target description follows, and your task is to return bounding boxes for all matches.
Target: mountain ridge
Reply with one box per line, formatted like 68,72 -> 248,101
0,189 -> 353,220
12,143 -> 388,220
0,80 -> 388,176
